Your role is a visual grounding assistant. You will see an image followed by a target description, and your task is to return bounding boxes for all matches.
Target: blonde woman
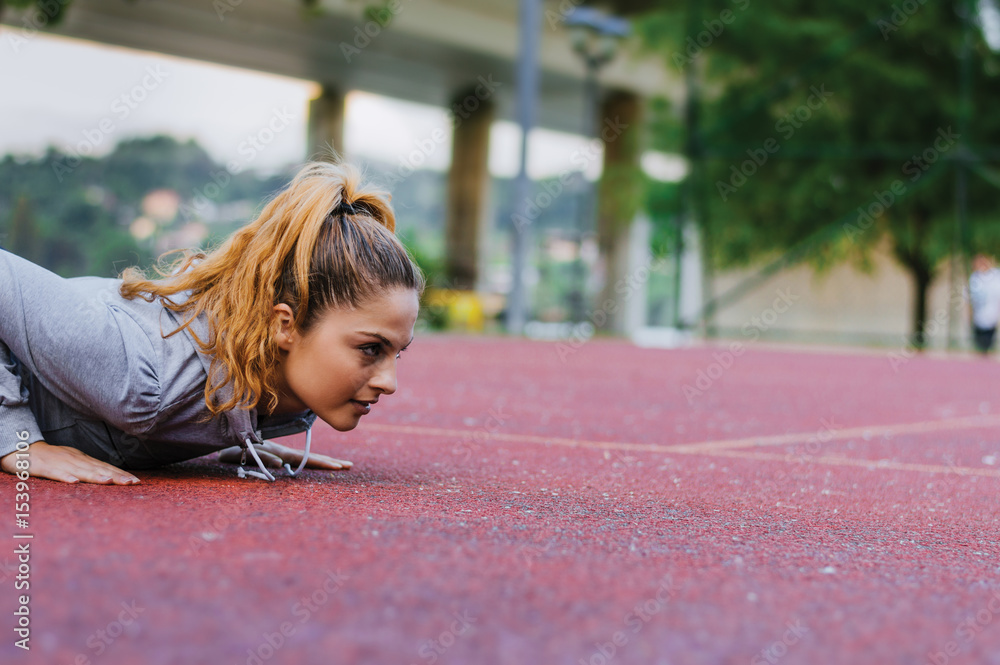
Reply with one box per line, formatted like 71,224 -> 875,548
0,161 -> 423,484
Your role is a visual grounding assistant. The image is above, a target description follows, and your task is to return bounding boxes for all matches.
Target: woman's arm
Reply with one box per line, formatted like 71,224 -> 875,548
0,441 -> 140,484
0,342 -> 45,462
0,333 -> 138,483
0,251 -> 139,485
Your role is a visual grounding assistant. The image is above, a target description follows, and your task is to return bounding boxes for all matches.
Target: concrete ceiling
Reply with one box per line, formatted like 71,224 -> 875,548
2,0 -> 679,134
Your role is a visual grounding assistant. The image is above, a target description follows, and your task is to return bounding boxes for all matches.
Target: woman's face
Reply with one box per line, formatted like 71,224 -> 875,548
271,287 -> 420,431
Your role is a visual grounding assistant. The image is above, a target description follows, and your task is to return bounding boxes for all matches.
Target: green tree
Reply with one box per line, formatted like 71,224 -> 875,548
0,0 -> 320,25
0,135 -> 296,277
5,196 -> 40,263
638,0 -> 1000,346
0,0 -> 72,26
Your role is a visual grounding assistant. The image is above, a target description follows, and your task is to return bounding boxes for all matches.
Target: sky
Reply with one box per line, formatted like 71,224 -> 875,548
0,31 -> 687,182
0,32 -> 315,174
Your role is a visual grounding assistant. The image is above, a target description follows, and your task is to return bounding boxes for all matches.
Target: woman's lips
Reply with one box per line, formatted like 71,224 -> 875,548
351,400 -> 374,415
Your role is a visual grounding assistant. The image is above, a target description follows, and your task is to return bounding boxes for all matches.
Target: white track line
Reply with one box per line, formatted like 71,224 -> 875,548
364,413 -> 1000,478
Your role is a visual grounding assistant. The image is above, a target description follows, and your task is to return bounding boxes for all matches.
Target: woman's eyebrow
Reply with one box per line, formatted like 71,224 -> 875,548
358,331 -> 413,350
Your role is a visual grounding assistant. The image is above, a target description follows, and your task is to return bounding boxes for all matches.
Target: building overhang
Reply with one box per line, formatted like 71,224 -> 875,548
2,0 -> 679,133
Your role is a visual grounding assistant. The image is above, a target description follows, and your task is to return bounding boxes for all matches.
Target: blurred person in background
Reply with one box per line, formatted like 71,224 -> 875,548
969,254 -> 1000,355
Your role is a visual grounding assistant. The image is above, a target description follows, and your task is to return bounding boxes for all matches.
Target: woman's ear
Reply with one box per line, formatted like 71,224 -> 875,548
272,303 -> 298,350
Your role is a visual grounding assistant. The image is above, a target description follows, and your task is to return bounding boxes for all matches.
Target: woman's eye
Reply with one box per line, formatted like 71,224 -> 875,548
361,345 -> 381,357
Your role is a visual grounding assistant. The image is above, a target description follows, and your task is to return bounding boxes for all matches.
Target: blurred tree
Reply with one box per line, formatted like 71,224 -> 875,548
637,0 -> 1000,347
0,136 -> 295,277
0,0 -> 332,25
6,196 -> 41,264
1,135 -> 457,284
101,136 -> 216,204
0,0 -> 72,26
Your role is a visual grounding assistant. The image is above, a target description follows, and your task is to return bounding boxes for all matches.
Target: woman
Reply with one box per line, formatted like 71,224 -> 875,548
0,160 -> 423,484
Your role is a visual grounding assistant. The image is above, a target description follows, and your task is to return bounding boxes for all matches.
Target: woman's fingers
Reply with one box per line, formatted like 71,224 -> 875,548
2,442 -> 140,485
257,451 -> 285,468
214,441 -> 353,473
27,467 -> 80,484
304,453 -> 353,470
3,439 -> 352,484
216,445 -> 285,469
261,441 -> 353,470
216,446 -> 243,464
216,445 -> 284,469
61,462 -> 137,485
57,448 -> 139,484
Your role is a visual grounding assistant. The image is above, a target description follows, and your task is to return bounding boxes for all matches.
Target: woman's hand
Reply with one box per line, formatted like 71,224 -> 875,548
217,439 -> 353,471
0,441 -> 140,485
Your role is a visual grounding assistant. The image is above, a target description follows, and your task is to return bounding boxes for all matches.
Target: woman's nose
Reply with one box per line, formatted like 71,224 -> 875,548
370,359 -> 397,395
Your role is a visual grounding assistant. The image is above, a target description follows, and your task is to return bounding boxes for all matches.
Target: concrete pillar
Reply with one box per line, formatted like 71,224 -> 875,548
445,85 -> 494,291
307,86 -> 346,161
622,212 -> 652,336
678,220 -> 704,328
595,89 -> 643,333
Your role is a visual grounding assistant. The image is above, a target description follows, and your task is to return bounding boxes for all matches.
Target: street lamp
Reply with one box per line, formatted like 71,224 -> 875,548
563,7 -> 629,324
565,7 -> 630,70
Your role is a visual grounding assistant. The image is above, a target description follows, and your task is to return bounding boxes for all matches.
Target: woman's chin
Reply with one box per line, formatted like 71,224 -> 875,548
327,415 -> 361,432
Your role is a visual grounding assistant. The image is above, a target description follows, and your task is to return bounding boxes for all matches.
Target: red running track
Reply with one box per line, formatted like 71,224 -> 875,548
2,336 -> 1000,665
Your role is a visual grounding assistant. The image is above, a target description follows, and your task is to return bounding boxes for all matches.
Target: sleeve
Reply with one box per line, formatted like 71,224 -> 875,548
0,339 -> 44,458
0,250 -> 45,458
0,248 -> 162,449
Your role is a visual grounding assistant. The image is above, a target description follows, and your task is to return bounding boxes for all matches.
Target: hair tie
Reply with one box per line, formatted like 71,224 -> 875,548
336,200 -> 357,216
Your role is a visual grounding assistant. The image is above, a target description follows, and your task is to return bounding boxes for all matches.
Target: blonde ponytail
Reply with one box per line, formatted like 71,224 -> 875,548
119,161 -> 424,417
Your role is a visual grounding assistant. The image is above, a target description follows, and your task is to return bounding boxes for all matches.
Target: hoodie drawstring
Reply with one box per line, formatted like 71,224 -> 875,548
283,424 -> 312,477
236,423 -> 313,481
238,435 -> 276,481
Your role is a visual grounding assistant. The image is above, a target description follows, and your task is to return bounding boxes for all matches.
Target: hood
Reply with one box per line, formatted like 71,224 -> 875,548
159,290 -> 316,481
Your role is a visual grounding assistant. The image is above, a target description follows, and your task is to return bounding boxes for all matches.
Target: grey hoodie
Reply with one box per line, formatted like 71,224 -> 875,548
0,248 -> 316,471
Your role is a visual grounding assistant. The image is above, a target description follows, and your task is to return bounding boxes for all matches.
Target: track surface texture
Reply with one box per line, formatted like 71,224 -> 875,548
2,336 -> 1000,665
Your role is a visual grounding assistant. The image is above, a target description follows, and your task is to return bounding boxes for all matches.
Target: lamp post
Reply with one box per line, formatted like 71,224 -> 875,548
563,7 -> 629,324
506,0 -> 542,335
